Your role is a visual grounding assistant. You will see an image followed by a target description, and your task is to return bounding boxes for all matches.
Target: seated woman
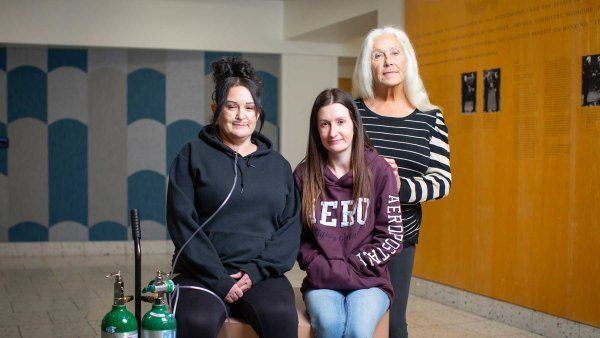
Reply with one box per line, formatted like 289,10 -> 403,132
167,57 -> 301,338
294,88 -> 404,338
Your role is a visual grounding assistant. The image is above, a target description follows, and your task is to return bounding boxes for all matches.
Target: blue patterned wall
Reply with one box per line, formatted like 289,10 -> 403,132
0,47 -> 280,242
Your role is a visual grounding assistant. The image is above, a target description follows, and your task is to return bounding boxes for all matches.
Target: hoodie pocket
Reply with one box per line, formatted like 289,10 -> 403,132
209,232 -> 267,262
306,257 -> 358,289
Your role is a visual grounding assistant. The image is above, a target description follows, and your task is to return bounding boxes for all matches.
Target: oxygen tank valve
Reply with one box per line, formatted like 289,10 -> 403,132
106,271 -> 134,305
142,270 -> 175,305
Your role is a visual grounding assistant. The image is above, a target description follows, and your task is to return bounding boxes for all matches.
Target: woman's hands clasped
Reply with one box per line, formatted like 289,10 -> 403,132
225,272 -> 253,303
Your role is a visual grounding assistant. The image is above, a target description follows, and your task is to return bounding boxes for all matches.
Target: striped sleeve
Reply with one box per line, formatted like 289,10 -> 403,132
399,110 -> 451,203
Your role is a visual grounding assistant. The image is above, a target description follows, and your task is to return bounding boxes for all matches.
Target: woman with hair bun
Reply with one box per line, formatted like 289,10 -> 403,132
353,26 -> 452,338
167,57 -> 301,338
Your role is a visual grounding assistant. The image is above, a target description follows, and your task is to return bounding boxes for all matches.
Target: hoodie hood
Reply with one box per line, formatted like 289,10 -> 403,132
198,124 -> 273,158
323,146 -> 379,188
198,124 -> 274,192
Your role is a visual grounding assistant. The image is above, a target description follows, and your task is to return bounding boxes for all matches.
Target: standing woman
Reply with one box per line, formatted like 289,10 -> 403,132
167,57 -> 301,338
353,26 -> 452,338
295,88 -> 404,338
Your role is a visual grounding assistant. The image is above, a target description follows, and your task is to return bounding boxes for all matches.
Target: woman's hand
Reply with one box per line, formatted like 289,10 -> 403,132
230,272 -> 253,293
384,157 -> 401,191
224,283 -> 244,303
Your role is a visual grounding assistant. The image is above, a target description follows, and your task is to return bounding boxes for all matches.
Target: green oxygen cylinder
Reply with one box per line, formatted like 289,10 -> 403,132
101,271 -> 138,338
141,270 -> 176,338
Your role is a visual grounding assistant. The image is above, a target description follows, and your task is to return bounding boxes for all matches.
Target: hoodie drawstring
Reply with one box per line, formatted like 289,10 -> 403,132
235,160 -> 245,193
247,154 -> 256,168
236,155 -> 257,193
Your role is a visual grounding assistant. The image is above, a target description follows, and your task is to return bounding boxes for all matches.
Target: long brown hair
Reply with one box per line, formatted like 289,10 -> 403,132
300,88 -> 372,227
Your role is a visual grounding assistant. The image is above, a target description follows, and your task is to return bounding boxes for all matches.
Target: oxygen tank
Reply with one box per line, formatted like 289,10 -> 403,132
101,271 -> 138,338
141,270 -> 176,338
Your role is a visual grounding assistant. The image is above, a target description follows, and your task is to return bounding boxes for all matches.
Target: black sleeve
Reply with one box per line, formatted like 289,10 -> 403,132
167,151 -> 235,299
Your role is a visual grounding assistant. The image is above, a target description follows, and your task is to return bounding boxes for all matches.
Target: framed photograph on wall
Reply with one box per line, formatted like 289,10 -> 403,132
461,71 -> 476,113
483,68 -> 500,112
582,54 -> 600,106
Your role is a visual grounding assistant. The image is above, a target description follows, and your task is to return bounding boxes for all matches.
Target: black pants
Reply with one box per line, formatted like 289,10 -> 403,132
389,244 -> 416,338
172,274 -> 298,338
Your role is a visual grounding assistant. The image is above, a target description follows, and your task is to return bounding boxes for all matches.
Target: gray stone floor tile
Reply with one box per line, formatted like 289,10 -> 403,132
0,325 -> 21,338
19,321 -> 96,338
458,319 -> 525,336
1,311 -> 52,325
12,299 -> 77,313
409,324 -> 482,337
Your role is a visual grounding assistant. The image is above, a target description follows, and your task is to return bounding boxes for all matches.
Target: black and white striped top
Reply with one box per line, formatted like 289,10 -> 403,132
356,99 -> 451,245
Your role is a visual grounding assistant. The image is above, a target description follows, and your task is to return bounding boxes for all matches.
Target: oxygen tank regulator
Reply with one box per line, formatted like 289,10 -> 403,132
101,153 -> 239,338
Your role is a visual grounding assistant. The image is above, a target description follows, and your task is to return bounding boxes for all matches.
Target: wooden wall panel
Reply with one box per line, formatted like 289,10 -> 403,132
338,78 -> 352,95
405,0 -> 600,326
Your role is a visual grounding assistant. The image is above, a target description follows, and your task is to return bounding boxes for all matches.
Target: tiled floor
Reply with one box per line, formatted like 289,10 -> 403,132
0,254 -> 543,338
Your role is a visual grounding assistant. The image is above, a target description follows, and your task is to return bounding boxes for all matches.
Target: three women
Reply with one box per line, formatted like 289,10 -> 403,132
167,25 -> 450,338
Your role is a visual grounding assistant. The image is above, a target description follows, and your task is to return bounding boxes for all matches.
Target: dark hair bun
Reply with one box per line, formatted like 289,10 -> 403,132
211,57 -> 262,86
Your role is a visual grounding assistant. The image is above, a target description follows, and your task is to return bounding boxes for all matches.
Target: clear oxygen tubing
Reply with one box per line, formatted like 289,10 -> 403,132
168,151 -> 240,333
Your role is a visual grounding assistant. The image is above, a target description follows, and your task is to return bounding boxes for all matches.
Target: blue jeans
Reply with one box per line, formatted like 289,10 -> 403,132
304,288 -> 389,338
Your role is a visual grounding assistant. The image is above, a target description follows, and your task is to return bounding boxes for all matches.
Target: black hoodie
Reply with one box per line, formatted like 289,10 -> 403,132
167,125 -> 301,299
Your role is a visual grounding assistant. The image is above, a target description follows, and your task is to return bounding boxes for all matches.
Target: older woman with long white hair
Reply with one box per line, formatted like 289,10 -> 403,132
353,26 -> 452,338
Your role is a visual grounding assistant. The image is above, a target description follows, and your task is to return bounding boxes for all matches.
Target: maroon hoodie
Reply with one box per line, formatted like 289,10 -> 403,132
293,148 -> 403,301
